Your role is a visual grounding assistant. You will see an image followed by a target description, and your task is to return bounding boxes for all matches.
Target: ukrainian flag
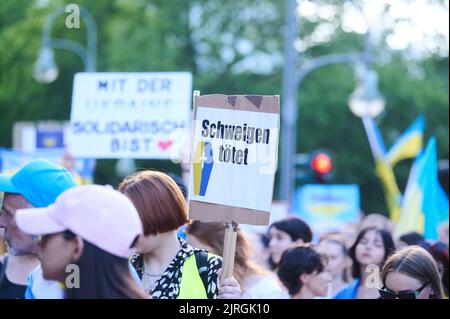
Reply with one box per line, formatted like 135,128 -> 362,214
386,116 -> 424,167
363,116 -> 402,222
395,138 -> 449,240
375,159 -> 402,223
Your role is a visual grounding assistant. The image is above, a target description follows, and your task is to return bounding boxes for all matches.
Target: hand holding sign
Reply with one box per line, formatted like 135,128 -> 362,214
217,268 -> 242,299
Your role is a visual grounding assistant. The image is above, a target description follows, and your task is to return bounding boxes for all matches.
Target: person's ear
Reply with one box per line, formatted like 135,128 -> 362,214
293,238 -> 305,246
70,236 -> 84,263
300,273 -> 310,286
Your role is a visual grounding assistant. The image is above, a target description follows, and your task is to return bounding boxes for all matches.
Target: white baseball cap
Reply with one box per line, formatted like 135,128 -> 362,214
15,185 -> 143,259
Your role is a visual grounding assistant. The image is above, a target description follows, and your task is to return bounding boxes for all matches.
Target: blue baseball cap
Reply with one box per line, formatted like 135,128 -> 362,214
0,159 -> 77,207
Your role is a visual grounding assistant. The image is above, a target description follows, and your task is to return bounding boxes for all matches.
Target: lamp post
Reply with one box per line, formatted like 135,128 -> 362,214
280,0 -> 384,210
33,6 -> 97,83
280,0 -> 299,207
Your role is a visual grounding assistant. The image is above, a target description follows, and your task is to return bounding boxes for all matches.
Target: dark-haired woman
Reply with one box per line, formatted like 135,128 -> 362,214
277,245 -> 331,299
335,227 -> 395,299
267,217 -> 313,269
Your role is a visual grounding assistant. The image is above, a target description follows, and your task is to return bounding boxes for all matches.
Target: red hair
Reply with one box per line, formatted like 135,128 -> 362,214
118,171 -> 188,236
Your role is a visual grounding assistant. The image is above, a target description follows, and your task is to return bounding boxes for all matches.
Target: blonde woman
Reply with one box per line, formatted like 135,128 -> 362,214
380,246 -> 445,299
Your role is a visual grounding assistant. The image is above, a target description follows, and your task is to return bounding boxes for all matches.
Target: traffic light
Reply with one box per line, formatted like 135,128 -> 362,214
311,152 -> 332,175
295,150 -> 333,184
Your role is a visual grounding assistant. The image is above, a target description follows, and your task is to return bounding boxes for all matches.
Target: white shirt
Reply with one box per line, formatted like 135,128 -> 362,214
25,266 -> 63,299
241,275 -> 289,299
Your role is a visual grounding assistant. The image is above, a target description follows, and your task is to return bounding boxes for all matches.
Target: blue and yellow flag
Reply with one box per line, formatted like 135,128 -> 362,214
375,159 -> 402,222
363,116 -> 402,222
395,138 -> 449,240
386,116 -> 424,167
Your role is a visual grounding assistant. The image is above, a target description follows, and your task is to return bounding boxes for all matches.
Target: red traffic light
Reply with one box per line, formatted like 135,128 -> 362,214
311,153 -> 332,174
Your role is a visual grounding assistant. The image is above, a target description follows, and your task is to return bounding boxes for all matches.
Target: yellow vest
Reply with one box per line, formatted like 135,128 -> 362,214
178,252 -> 216,299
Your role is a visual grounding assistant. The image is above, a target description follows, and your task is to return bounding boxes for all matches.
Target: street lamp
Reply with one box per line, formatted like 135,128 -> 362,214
33,6 -> 97,83
348,65 -> 385,118
33,46 -> 59,83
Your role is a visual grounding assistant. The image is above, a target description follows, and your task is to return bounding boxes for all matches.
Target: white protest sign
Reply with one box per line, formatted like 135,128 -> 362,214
188,94 -> 280,225
68,72 -> 192,159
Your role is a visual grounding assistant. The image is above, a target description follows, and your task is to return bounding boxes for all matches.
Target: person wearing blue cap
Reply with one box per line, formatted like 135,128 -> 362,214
0,159 -> 77,299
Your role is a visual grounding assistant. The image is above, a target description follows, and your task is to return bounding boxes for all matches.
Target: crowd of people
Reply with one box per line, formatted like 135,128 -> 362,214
0,159 -> 448,299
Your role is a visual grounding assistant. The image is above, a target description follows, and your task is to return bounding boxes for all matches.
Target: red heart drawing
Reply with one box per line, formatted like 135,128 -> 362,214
158,140 -> 173,151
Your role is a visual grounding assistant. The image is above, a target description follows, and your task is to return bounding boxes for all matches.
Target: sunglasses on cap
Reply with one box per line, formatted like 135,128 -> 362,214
378,282 -> 430,299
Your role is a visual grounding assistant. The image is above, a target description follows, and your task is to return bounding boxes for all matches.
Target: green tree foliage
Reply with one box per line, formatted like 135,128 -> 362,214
0,0 -> 448,215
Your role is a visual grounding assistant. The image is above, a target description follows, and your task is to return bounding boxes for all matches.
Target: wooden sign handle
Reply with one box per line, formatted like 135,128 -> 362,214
222,222 -> 238,279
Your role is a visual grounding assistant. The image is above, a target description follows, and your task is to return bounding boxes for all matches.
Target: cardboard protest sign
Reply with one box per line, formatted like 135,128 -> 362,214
68,72 -> 192,159
188,93 -> 279,225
